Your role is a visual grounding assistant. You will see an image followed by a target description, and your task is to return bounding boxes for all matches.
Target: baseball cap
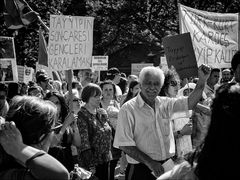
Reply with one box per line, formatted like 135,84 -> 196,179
36,74 -> 50,83
107,67 -> 120,76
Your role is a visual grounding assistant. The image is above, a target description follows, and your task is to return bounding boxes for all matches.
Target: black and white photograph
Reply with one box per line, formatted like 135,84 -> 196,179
0,1 -> 239,180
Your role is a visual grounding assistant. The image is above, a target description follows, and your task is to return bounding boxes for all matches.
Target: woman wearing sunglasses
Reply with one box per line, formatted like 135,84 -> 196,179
0,96 -> 69,180
159,68 -> 193,161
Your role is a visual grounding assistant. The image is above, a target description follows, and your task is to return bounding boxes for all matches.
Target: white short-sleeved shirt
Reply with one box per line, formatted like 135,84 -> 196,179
113,94 -> 188,164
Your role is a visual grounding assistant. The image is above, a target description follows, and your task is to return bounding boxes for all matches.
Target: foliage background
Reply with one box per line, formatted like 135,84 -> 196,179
0,0 -> 240,69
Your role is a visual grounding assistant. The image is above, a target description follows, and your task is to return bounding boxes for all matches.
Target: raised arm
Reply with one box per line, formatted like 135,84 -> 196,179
0,121 -> 69,180
188,64 -> 211,110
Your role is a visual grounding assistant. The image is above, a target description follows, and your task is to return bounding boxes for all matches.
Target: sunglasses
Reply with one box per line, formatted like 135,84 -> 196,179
169,80 -> 178,87
37,123 -> 63,143
51,123 -> 63,133
73,98 -> 81,102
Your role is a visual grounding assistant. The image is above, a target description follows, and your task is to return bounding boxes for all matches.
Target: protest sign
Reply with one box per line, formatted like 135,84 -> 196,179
179,4 -> 238,68
17,65 -> 34,83
24,66 -> 34,83
0,59 -> 18,82
131,63 -> 153,77
0,36 -> 15,58
0,36 -> 18,82
48,15 -> 94,71
159,56 -> 169,72
17,65 -> 24,82
163,33 -> 198,79
92,56 -> 108,71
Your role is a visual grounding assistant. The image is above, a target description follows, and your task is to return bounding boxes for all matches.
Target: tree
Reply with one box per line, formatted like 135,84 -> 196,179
0,0 -> 240,69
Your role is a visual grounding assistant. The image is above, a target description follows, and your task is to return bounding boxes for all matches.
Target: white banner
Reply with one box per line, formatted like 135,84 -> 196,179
179,4 -> 238,68
48,15 -> 94,70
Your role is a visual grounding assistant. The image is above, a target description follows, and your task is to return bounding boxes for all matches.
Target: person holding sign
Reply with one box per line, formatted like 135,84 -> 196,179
114,64 -> 211,180
157,83 -> 240,180
159,68 -> 193,161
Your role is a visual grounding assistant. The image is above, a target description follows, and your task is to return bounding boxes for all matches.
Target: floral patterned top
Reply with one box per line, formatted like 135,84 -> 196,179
77,106 -> 112,169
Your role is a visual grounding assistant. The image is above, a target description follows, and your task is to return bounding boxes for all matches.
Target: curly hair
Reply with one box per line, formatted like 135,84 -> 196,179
159,67 -> 180,96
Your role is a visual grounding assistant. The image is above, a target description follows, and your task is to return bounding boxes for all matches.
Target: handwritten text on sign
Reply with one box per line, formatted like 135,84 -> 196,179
92,56 -> 108,71
48,15 -> 94,70
163,33 -> 198,79
179,4 -> 238,68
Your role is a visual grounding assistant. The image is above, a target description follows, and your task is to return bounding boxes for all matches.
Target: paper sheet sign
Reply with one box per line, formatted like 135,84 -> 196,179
131,63 -> 153,77
92,56 -> 108,71
163,33 -> 198,79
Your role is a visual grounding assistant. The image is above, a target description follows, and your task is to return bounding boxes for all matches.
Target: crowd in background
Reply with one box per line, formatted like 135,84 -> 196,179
0,50 -> 239,180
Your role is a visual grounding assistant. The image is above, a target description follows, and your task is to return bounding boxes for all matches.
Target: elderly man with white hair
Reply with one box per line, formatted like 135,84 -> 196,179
113,64 -> 211,180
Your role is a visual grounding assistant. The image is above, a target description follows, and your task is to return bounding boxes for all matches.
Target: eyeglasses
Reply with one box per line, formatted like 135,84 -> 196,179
169,81 -> 178,87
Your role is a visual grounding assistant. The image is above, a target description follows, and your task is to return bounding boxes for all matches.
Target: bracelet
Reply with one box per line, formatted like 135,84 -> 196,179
25,150 -> 46,167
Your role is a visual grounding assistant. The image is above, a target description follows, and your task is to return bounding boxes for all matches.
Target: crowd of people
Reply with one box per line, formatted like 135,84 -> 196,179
0,50 -> 240,180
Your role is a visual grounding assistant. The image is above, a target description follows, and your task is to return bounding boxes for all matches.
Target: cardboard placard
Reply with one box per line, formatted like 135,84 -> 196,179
48,15 -> 94,71
163,33 -> 198,79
